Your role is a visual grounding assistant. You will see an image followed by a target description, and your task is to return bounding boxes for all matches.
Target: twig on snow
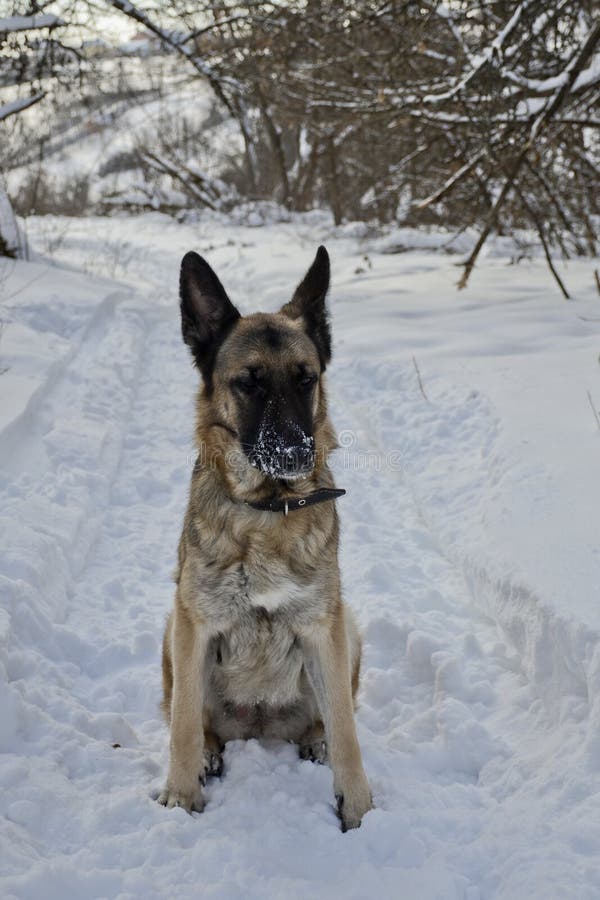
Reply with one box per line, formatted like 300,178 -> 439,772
412,355 -> 430,403
586,390 -> 600,431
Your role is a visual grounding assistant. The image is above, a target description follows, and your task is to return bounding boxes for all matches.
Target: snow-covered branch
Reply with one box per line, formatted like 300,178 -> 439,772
106,0 -> 241,108
0,14 -> 62,33
0,93 -> 44,122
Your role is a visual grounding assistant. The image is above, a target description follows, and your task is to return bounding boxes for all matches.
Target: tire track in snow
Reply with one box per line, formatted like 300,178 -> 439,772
331,371 -> 516,779
348,357 -> 600,737
0,287 -> 130,473
0,292 -> 152,746
2,307 -> 199,859
331,360 -> 600,898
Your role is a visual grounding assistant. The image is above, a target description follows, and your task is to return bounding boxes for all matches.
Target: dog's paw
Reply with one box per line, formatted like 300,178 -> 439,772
200,749 -> 224,783
299,739 -> 328,764
157,782 -> 205,814
334,774 -> 373,832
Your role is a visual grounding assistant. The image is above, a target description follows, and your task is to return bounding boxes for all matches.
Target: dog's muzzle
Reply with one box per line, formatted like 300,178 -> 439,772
250,431 -> 315,479
273,443 -> 315,477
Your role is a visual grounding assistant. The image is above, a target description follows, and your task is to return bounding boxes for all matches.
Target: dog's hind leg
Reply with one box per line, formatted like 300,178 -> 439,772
344,606 -> 362,704
299,719 -> 327,764
202,723 -> 224,781
161,612 -> 173,723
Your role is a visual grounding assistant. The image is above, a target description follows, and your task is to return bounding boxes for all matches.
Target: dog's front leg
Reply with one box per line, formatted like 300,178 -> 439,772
302,605 -> 373,831
158,600 -> 208,813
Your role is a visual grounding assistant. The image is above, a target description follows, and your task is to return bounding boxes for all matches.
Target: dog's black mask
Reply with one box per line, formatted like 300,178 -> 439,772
234,354 -> 317,480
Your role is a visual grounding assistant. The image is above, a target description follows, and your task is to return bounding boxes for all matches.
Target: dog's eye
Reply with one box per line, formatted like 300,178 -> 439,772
299,374 -> 317,390
234,374 -> 261,395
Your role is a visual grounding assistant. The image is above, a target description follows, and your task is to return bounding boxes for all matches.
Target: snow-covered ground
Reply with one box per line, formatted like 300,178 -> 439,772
1,212 -> 600,899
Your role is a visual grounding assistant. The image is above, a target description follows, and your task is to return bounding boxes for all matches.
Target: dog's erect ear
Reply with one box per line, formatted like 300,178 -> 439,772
280,245 -> 331,369
179,251 -> 240,382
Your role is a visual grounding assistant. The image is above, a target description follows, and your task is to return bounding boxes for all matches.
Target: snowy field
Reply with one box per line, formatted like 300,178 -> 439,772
1,211 -> 600,899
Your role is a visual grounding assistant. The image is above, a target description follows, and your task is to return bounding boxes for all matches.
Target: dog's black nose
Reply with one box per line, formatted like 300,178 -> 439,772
249,426 -> 315,479
276,442 -> 315,476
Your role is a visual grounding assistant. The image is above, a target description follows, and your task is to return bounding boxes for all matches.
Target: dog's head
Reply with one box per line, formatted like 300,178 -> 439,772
180,246 -> 333,487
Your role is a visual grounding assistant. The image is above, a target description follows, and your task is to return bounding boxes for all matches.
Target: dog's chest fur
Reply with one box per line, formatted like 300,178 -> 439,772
190,543 -> 324,708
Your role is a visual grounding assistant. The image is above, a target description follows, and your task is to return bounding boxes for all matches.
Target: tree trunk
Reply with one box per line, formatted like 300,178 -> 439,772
326,136 -> 343,226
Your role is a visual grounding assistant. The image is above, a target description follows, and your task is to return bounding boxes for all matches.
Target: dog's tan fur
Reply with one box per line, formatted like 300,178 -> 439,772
158,256 -> 372,831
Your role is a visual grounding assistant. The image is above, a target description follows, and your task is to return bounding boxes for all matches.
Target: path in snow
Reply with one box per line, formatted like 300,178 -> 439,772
1,215 -> 599,899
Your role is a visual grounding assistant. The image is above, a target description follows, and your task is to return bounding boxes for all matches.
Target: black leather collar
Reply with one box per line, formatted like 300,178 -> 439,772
244,487 -> 346,515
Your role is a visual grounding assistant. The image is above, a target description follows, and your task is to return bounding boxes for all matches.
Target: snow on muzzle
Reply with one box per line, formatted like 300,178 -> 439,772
247,423 -> 315,480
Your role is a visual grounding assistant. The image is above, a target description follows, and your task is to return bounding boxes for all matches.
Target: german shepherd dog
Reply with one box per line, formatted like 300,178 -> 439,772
158,247 -> 372,831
